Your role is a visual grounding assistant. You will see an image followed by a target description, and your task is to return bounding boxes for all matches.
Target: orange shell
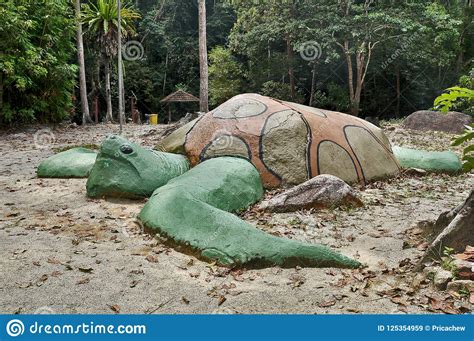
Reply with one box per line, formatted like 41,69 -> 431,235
184,94 -> 400,188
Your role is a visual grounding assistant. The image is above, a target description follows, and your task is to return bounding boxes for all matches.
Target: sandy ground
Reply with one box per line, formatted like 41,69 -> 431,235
0,122 -> 472,314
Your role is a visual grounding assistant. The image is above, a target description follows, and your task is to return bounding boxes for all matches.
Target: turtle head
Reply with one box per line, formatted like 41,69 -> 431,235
86,135 -> 189,199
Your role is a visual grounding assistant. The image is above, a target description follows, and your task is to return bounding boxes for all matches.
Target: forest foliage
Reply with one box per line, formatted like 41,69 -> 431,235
0,0 -> 473,124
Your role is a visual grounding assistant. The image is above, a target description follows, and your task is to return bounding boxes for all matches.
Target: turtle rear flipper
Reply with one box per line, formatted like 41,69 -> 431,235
139,157 -> 361,269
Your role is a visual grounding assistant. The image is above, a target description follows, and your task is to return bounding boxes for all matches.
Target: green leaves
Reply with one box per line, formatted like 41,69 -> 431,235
81,0 -> 141,40
0,0 -> 76,123
452,124 -> 474,172
209,46 -> 244,106
433,85 -> 474,172
434,87 -> 474,113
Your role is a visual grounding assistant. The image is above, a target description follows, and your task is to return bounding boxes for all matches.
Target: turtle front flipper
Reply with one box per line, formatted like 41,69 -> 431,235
139,157 -> 361,269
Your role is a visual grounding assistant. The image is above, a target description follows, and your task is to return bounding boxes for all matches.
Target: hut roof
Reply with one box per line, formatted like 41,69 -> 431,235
160,90 -> 199,103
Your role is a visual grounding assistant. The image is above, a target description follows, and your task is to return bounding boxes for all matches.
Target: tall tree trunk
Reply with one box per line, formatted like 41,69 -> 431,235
104,59 -> 114,123
94,95 -> 99,124
342,41 -> 356,116
352,51 -> 365,117
117,0 -> 125,133
286,36 -> 296,100
287,0 -> 296,100
74,0 -> 91,125
267,40 -> 271,79
0,72 -> 3,110
309,64 -> 316,107
88,60 -> 100,123
198,0 -> 209,113
395,64 -> 401,117
162,50 -> 168,95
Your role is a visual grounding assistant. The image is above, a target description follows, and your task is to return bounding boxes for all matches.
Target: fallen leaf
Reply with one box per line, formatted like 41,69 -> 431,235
390,296 -> 408,306
78,267 -> 93,273
346,308 -> 361,313
398,305 -> 408,313
217,295 -> 226,306
145,255 -> 158,263
221,283 -> 237,290
318,300 -> 336,308
181,297 -> 190,305
76,277 -> 90,285
417,243 -> 429,251
47,258 -> 61,264
109,305 -> 120,314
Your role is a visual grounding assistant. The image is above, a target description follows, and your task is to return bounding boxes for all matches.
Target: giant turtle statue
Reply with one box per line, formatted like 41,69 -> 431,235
38,94 -> 415,269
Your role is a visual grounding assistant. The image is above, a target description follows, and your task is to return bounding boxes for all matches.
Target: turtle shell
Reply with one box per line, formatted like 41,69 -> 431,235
182,94 -> 400,188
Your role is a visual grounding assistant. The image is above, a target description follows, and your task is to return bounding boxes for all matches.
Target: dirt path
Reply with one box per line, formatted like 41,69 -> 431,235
0,123 -> 472,314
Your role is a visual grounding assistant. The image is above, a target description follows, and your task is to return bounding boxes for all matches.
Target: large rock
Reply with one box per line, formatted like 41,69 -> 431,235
37,148 -> 97,178
420,190 -> 474,263
447,280 -> 474,293
403,110 -> 472,134
434,269 -> 454,290
260,175 -> 363,213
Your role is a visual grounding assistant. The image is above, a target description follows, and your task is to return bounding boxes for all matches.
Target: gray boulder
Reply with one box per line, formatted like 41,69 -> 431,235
403,110 -> 472,134
447,280 -> 474,293
260,174 -> 363,213
420,190 -> 473,263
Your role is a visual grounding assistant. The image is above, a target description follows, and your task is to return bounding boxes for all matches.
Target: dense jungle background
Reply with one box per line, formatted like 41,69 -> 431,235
0,0 -> 473,125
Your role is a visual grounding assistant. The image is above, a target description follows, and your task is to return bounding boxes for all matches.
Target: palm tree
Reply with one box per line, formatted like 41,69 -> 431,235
82,0 -> 140,122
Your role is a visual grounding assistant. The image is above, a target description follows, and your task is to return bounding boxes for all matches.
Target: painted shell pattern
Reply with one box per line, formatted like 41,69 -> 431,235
182,94 -> 400,188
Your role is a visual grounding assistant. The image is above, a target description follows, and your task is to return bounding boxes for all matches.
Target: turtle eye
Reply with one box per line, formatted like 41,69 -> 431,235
120,145 -> 133,154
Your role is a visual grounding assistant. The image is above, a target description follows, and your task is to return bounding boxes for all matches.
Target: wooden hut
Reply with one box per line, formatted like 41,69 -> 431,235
160,90 -> 200,123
